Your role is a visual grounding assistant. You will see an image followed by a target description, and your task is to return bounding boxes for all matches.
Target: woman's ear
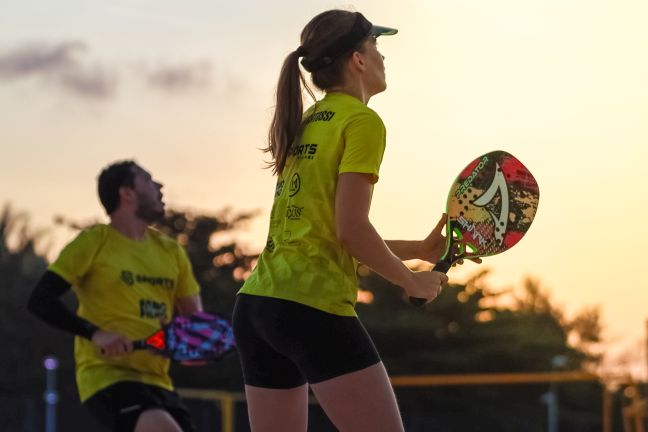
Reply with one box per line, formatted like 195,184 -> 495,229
350,51 -> 366,72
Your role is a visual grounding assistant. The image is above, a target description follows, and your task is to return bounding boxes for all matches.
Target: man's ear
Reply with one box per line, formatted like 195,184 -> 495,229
118,186 -> 136,206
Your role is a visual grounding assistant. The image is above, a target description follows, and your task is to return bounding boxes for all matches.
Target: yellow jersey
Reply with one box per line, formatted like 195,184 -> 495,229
48,224 -> 200,401
239,92 -> 387,316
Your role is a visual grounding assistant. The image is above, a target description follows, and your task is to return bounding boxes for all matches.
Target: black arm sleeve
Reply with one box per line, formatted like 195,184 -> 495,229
27,271 -> 99,340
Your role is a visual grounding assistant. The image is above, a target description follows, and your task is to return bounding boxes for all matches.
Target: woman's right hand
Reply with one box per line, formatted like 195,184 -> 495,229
404,270 -> 449,304
92,329 -> 133,357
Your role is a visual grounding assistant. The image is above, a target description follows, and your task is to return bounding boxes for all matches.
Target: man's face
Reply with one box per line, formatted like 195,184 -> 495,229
131,166 -> 165,222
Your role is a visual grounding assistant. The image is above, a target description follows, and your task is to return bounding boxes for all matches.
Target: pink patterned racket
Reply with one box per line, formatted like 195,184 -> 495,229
133,311 -> 236,362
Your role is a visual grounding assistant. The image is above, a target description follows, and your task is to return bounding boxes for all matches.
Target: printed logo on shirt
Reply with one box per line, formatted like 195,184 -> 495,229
289,173 -> 301,197
303,110 -> 335,125
121,271 -> 135,286
286,205 -> 304,220
140,300 -> 167,319
289,144 -> 318,160
121,270 -> 175,289
275,180 -> 285,197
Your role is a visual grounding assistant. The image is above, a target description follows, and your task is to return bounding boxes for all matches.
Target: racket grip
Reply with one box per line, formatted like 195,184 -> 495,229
408,260 -> 452,306
431,261 -> 451,274
409,297 -> 426,307
132,340 -> 146,350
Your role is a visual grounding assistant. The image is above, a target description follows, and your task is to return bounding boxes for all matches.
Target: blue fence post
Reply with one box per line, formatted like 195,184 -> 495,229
43,356 -> 59,432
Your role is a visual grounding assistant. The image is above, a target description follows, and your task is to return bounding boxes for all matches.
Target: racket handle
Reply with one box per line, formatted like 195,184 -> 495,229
100,341 -> 143,355
408,260 -> 453,306
431,261 -> 451,274
409,297 -> 427,307
132,340 -> 146,350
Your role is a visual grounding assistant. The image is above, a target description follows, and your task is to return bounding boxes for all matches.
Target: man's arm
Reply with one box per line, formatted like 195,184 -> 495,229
27,271 -> 99,339
27,271 -> 133,356
175,294 -> 203,316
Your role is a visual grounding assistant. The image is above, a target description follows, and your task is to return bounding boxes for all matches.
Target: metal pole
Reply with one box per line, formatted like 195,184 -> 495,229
43,356 -> 59,432
547,383 -> 559,432
221,395 -> 235,432
546,355 -> 568,432
602,386 -> 612,432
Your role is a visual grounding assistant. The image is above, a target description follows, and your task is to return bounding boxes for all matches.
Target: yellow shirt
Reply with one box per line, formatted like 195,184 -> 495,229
48,224 -> 200,401
239,92 -> 387,316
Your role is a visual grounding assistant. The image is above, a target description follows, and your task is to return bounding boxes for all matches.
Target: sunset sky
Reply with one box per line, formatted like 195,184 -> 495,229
2,0 -> 648,376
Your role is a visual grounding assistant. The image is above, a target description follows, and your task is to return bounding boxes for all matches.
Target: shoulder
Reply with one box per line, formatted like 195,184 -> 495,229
146,227 -> 185,254
69,224 -> 110,246
351,106 -> 384,125
322,94 -> 384,127
344,106 -> 386,136
147,226 -> 176,245
306,95 -> 383,122
84,223 -> 109,235
50,224 -> 109,272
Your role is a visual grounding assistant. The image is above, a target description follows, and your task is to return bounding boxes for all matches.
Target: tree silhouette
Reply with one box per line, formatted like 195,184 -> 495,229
0,205 -> 74,431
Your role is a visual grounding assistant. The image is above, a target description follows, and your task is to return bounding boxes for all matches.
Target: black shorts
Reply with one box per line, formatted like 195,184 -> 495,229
233,293 -> 381,389
83,381 -> 195,432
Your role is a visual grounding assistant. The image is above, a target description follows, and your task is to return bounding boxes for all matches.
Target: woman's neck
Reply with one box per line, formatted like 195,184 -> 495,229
327,83 -> 371,105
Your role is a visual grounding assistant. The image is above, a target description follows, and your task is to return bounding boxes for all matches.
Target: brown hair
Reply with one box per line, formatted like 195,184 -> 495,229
264,10 -> 368,175
97,160 -> 138,214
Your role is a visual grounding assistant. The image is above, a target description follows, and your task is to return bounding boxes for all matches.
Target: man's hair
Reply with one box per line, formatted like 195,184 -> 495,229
97,160 -> 138,214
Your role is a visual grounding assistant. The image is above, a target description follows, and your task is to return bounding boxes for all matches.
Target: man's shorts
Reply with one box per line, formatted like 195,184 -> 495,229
83,381 -> 195,432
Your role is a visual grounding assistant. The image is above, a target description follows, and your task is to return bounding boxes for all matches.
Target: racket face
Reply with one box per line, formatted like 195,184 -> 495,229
163,312 -> 236,362
442,150 -> 539,264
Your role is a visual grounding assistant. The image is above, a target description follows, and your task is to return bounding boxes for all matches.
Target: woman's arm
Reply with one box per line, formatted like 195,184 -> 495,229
336,173 -> 447,302
385,214 -> 447,261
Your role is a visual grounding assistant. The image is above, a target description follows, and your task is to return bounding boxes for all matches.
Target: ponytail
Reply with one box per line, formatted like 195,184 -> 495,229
265,51 -> 309,175
264,9 -> 362,175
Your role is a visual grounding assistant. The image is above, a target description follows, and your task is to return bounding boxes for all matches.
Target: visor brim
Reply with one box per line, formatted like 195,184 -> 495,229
371,25 -> 398,36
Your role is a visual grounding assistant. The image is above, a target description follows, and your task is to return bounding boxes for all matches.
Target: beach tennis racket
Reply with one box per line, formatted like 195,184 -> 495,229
132,311 -> 236,362
410,150 -> 540,306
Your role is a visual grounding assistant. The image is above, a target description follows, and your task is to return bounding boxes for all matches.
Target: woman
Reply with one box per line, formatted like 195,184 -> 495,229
233,10 -> 450,432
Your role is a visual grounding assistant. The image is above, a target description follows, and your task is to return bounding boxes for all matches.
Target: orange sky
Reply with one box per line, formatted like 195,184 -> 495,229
2,0 -> 648,377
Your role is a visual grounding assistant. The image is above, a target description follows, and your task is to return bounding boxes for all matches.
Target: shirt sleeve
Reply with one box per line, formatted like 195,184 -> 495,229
27,271 -> 99,339
48,226 -> 105,285
338,110 -> 387,184
174,244 -> 201,299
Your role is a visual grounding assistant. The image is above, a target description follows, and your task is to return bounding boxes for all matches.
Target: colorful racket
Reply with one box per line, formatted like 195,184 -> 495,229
133,311 -> 236,362
410,150 -> 540,306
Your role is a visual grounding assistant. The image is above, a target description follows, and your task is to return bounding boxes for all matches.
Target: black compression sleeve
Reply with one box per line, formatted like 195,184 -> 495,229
27,271 -> 100,340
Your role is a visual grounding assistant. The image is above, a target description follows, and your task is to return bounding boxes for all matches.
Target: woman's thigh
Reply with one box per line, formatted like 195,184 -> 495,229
310,362 -> 404,432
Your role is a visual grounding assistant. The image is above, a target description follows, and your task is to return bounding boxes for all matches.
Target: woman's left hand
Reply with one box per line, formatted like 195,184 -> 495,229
420,213 -> 482,266
419,213 -> 449,263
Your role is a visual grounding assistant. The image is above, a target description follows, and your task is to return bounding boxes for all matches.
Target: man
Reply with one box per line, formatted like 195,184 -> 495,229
28,160 -> 201,432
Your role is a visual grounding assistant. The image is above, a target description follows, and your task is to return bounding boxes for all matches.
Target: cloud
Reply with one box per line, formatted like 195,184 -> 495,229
146,62 -> 212,93
0,41 -> 117,99
0,40 -> 244,100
